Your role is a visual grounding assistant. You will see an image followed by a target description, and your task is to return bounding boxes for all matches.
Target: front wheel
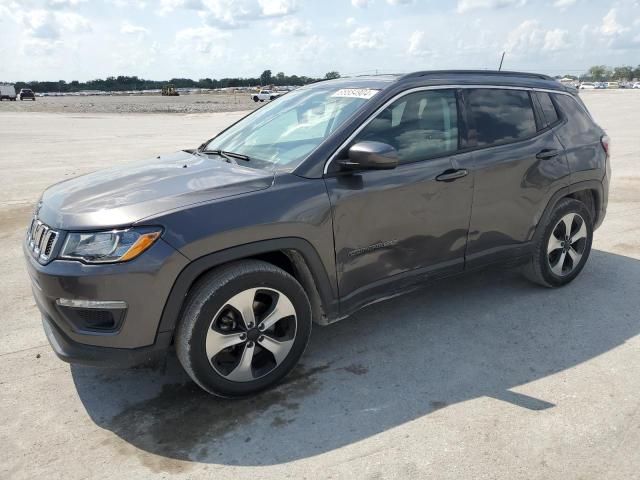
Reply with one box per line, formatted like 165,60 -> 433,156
176,260 -> 312,397
253,96 -> 259,102
523,198 -> 593,287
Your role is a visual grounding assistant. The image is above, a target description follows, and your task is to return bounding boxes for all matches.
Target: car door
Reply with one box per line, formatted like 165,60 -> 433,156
323,88 -> 474,311
463,88 -> 570,268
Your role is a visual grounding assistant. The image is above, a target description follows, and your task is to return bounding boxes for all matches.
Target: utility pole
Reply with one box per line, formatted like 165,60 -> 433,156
498,51 -> 506,71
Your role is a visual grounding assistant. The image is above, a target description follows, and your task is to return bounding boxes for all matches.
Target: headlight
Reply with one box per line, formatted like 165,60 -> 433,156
60,228 -> 162,263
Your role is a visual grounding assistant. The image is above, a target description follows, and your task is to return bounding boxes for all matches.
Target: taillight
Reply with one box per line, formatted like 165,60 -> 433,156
601,134 -> 610,157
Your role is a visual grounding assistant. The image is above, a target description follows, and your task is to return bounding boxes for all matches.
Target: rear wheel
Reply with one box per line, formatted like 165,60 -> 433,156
523,198 -> 593,287
176,260 -> 312,397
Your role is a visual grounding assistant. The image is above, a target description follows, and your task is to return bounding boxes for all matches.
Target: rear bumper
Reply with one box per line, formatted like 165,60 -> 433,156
42,313 -> 172,367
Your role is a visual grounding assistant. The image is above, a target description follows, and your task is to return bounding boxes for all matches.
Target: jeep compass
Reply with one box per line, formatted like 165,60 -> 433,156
24,71 -> 610,397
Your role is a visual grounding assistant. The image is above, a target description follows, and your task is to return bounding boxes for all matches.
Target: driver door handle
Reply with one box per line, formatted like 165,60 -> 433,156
536,149 -> 562,160
436,169 -> 468,182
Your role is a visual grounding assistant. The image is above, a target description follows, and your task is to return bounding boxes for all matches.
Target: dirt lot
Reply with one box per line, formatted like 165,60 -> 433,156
0,91 -> 259,114
0,90 -> 639,479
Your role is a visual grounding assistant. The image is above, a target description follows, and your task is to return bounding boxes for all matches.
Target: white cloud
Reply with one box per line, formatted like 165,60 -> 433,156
174,25 -> 229,55
47,0 -> 87,8
159,0 -> 203,15
543,28 -> 569,51
161,0 -> 298,29
407,30 -> 429,56
457,0 -> 526,14
120,21 -> 150,36
505,19 -> 569,53
56,12 -> 90,33
108,0 -> 147,8
348,26 -> 384,49
258,0 -> 298,16
8,8 -> 90,40
351,0 -> 369,7
600,9 -> 629,36
387,0 -> 414,4
273,17 -> 309,36
553,0 -> 577,8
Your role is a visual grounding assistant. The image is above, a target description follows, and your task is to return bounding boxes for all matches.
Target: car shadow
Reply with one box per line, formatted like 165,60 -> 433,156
71,249 -> 640,466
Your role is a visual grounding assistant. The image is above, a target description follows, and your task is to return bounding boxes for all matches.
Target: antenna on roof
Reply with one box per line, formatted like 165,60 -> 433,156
498,51 -> 506,71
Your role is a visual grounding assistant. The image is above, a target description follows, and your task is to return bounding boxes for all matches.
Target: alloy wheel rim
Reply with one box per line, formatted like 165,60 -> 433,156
206,287 -> 297,382
547,212 -> 588,277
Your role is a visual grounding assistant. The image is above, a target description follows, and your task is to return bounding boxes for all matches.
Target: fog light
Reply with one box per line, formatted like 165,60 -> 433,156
56,299 -> 127,309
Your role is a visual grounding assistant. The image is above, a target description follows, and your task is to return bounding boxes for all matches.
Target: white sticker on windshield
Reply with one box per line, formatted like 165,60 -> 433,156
331,88 -> 380,99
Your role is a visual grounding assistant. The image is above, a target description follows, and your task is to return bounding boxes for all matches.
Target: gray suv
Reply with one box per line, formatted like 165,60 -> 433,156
24,71 -> 610,397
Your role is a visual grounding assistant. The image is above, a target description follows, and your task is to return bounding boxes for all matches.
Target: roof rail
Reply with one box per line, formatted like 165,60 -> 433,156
400,70 -> 555,81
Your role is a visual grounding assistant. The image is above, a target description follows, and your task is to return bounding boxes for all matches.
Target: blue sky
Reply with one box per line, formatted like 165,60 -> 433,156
0,0 -> 638,81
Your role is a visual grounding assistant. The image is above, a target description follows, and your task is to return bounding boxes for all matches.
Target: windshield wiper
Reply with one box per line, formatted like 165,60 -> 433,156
201,149 -> 251,162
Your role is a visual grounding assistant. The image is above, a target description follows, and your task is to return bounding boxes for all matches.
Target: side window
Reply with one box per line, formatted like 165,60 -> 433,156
535,91 -> 559,127
467,89 -> 537,147
353,89 -> 459,164
552,94 -> 592,134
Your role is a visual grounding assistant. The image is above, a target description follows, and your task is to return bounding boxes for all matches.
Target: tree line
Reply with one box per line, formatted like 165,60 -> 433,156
11,70 -> 342,93
11,64 -> 638,93
559,65 -> 640,82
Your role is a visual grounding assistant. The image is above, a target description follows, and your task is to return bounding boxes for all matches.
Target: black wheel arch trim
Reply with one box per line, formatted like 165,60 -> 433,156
533,180 -> 604,243
156,237 -> 338,335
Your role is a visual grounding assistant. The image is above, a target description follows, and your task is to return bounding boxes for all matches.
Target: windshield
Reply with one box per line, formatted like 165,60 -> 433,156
203,85 -> 379,169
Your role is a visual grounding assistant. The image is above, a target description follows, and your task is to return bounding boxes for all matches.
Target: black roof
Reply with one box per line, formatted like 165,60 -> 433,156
400,70 -> 554,81
317,70 -> 571,93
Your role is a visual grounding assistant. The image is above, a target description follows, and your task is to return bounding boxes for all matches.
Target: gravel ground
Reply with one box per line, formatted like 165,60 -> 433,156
0,92 -> 260,114
0,90 -> 639,479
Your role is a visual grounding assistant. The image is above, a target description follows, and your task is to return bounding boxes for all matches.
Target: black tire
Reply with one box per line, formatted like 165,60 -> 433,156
270,96 -> 275,100
253,96 -> 259,102
176,260 -> 312,397
523,198 -> 593,288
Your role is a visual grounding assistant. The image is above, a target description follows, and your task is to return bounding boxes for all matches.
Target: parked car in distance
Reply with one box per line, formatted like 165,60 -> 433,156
18,89 -> 36,101
25,70 -> 610,397
0,84 -> 17,101
606,82 -> 620,89
633,82 -> 640,89
251,89 -> 283,102
579,82 -> 596,89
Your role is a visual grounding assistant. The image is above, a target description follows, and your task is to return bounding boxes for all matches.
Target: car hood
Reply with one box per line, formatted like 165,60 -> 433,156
38,151 -> 274,230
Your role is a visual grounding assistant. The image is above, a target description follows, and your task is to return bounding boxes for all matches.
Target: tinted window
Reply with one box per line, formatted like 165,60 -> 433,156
553,94 -> 592,134
535,92 -> 559,127
354,89 -> 458,164
467,89 -> 537,147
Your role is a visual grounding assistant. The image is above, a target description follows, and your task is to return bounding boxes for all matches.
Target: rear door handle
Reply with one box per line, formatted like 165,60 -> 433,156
436,169 -> 468,182
536,149 -> 562,160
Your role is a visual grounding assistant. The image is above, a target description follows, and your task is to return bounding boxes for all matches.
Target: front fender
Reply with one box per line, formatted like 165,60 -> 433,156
156,237 -> 339,335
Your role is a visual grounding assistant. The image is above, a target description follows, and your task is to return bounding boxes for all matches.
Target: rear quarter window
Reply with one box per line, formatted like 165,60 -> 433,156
552,94 -> 593,134
467,89 -> 537,147
535,92 -> 559,127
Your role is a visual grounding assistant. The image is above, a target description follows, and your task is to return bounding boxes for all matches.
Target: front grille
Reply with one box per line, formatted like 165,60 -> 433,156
26,218 -> 60,263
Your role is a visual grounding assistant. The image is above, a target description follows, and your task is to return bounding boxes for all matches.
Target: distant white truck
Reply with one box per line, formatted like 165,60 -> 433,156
0,84 -> 17,101
250,89 -> 284,102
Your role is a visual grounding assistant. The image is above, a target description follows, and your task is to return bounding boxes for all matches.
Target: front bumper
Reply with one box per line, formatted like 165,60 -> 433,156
24,237 -> 190,365
42,313 -> 172,367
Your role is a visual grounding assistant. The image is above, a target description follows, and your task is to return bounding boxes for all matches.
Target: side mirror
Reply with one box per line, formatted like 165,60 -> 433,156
340,141 -> 399,171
